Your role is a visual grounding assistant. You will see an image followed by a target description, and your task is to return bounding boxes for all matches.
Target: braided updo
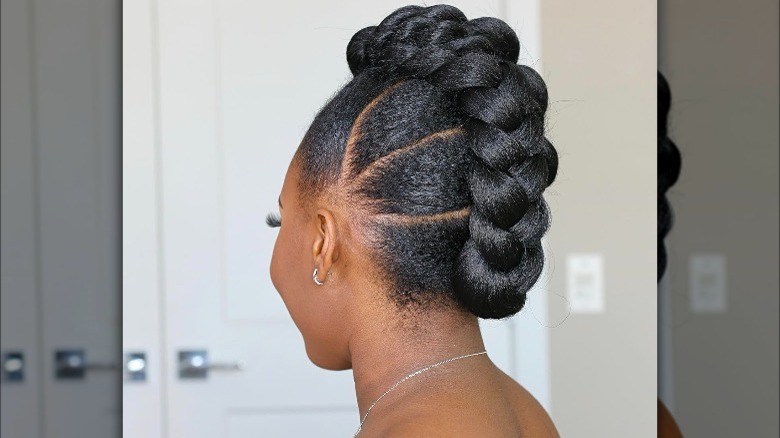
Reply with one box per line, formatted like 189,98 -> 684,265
294,5 -> 558,319
658,72 -> 681,282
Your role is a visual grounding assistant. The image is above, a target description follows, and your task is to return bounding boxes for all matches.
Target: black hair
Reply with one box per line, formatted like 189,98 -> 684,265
293,5 -> 558,319
658,71 -> 681,282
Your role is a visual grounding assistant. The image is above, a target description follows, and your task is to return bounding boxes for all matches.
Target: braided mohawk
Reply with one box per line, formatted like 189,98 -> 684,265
296,5 -> 558,319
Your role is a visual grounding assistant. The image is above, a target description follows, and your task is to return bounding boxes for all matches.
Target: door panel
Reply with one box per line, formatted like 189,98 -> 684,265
122,0 -> 165,436
2,0 -> 122,437
1,0 -> 42,435
34,0 -> 121,435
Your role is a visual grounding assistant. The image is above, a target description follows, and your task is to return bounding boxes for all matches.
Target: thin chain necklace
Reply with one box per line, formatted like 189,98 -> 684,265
353,350 -> 488,437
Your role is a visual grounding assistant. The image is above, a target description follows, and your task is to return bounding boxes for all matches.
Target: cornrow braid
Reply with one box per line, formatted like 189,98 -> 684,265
296,4 -> 558,319
658,72 -> 681,282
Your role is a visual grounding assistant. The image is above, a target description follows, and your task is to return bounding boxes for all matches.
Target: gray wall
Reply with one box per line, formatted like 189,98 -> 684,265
660,1 -> 779,436
541,1 -> 658,436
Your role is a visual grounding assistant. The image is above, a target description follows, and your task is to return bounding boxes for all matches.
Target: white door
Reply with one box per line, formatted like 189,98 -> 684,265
123,1 -> 550,437
1,0 -> 122,436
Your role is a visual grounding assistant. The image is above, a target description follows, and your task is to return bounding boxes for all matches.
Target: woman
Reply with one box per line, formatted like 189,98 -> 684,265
267,5 -> 559,436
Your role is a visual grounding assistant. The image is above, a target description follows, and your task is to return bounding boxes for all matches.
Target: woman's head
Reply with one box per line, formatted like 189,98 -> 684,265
269,4 -> 557,368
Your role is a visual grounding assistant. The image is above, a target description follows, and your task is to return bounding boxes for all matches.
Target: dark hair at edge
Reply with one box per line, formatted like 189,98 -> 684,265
292,5 -> 558,320
658,71 -> 681,282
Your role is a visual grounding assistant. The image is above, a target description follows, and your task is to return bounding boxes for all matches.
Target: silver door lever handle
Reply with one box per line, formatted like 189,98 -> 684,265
55,349 -> 120,380
178,350 -> 246,379
204,360 -> 247,371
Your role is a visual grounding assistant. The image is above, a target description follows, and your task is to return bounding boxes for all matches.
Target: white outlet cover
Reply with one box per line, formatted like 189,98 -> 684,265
689,254 -> 727,313
566,253 -> 605,313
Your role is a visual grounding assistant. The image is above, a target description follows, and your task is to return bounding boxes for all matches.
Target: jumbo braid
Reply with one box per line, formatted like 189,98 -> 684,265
658,72 -> 681,281
298,5 -> 557,319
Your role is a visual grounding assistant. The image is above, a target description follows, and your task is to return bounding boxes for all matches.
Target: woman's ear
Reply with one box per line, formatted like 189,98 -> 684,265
312,208 -> 340,280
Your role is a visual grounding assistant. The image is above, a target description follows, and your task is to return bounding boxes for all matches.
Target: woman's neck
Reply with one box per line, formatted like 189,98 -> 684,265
347,307 -> 488,421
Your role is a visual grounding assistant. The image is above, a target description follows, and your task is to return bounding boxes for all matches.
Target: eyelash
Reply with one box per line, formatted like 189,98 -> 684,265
265,212 -> 281,228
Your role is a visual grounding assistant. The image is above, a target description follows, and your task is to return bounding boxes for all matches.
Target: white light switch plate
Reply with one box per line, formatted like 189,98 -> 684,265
690,254 -> 727,313
566,254 -> 604,313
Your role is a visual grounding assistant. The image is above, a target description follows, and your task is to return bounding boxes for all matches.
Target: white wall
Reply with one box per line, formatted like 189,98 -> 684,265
540,1 -> 658,436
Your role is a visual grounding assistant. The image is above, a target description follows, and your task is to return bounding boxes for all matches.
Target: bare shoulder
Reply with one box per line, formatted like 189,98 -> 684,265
374,409 -> 494,438
371,366 -> 560,438
494,366 -> 560,438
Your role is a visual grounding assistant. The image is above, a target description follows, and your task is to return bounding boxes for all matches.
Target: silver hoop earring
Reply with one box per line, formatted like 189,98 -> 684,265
313,267 -> 324,286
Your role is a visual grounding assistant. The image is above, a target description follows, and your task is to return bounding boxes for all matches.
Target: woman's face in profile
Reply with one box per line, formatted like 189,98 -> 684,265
269,159 -> 351,370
